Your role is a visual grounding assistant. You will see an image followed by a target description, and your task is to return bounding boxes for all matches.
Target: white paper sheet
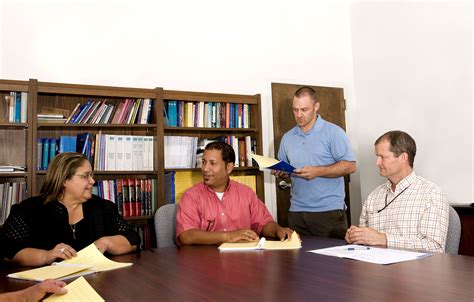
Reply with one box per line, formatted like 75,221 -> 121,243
308,244 -> 432,265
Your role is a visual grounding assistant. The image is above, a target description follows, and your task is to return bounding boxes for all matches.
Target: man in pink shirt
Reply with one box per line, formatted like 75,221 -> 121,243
176,141 -> 293,245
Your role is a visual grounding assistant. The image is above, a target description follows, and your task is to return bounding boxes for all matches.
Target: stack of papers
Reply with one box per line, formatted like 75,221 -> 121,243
218,231 -> 301,251
308,244 -> 432,265
248,154 -> 295,173
8,243 -> 132,281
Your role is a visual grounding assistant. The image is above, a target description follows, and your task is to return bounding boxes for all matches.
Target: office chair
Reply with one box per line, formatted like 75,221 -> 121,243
154,203 -> 177,248
445,206 -> 461,254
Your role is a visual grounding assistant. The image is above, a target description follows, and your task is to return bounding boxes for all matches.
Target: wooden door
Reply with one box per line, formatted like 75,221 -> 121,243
271,83 -> 351,226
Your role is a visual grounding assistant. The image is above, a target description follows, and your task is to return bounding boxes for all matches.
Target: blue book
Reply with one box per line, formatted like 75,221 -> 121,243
164,172 -> 175,204
59,136 -> 77,153
42,139 -> 50,170
72,100 -> 92,124
167,101 -> 177,126
69,103 -> 85,124
248,154 -> 296,174
49,138 -> 57,166
177,101 -> 183,127
76,132 -> 90,155
15,92 -> 21,123
229,103 -> 234,128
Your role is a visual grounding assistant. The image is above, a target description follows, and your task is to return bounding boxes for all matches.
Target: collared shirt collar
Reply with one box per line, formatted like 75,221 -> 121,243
385,171 -> 417,193
294,114 -> 323,136
203,179 -> 234,196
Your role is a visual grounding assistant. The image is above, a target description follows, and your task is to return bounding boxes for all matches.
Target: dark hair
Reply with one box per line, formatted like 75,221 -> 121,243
294,86 -> 317,103
375,131 -> 417,167
40,152 -> 88,203
205,141 -> 235,165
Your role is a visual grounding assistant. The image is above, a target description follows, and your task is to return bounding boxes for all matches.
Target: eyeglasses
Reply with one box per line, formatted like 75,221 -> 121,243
75,172 -> 94,180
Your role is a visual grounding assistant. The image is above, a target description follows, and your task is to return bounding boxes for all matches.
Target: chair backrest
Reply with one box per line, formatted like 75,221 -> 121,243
445,206 -> 461,254
154,203 -> 177,248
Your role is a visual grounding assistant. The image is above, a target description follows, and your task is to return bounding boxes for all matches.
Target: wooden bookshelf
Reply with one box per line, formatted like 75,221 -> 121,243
162,89 -> 264,202
0,79 -> 264,248
0,80 -> 32,225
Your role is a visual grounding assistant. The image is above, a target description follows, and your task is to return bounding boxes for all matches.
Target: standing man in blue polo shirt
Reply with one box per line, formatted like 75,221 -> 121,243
272,86 -> 356,239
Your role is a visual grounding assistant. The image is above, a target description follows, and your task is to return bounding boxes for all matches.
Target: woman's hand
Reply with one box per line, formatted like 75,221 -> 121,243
45,243 -> 77,264
94,237 -> 111,254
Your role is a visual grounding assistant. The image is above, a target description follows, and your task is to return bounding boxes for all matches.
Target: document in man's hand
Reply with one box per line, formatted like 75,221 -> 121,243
248,154 -> 295,173
308,244 -> 432,265
218,231 -> 301,251
7,243 -> 132,281
44,276 -> 104,302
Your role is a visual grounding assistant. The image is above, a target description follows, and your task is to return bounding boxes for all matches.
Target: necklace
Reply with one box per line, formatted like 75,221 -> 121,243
70,224 -> 77,240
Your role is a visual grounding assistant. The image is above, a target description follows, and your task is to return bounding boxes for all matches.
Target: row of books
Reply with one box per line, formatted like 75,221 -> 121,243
3,92 -> 27,123
37,133 -> 155,172
164,171 -> 256,204
54,98 -> 154,125
164,135 -> 256,169
0,181 -> 27,225
164,136 -> 198,169
92,178 -> 157,217
94,134 -> 154,171
165,101 -> 251,128
37,133 -> 90,170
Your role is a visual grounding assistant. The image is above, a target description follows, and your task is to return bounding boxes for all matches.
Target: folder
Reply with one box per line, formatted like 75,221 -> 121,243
248,154 -> 295,173
218,231 -> 301,251
8,243 -> 132,281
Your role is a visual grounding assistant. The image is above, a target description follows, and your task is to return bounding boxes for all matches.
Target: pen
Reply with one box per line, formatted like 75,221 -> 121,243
347,247 -> 370,251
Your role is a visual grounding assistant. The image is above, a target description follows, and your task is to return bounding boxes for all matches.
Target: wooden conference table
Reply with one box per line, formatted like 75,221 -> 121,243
1,237 -> 473,301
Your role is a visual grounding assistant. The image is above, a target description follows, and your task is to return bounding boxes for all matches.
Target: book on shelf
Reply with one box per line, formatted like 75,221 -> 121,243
164,100 -> 251,129
248,154 -> 295,173
218,231 -> 301,251
65,103 -> 81,123
20,92 -> 27,123
7,243 -> 132,281
76,132 -> 90,155
6,94 -> 15,123
37,114 -> 65,119
41,131 -> 117,170
58,136 -> 77,153
0,181 -> 27,224
63,98 -> 152,125
38,118 -> 67,124
1,92 -> 27,124
0,165 -> 26,172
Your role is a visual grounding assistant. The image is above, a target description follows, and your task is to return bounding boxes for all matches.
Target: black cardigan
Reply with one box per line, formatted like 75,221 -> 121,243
0,194 -> 140,260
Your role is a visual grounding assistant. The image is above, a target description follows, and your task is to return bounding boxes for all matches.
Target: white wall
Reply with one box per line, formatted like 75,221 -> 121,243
1,0 -> 471,222
351,1 -> 472,207
0,0 -> 360,221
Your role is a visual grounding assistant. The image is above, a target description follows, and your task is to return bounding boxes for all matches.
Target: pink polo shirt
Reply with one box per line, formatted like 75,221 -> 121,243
176,181 -> 274,240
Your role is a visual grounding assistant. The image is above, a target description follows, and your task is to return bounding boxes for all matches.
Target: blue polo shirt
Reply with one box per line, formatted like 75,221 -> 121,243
278,115 -> 355,212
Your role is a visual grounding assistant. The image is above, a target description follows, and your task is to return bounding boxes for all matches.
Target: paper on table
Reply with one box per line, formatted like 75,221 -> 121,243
62,243 -> 132,272
44,276 -> 104,302
8,243 -> 132,281
218,231 -> 301,251
308,244 -> 432,265
248,154 -> 295,173
8,264 -> 93,282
